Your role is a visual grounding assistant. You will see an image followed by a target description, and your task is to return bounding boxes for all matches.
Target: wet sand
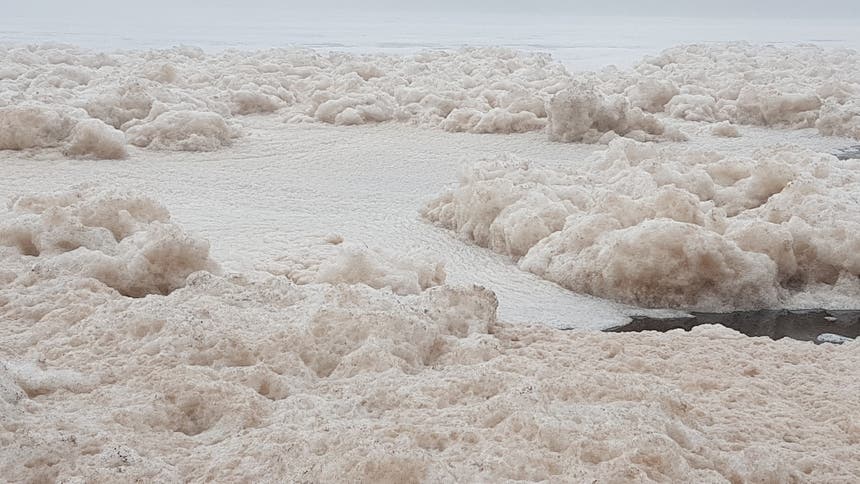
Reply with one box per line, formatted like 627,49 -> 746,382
606,309 -> 860,343
835,145 -> 860,160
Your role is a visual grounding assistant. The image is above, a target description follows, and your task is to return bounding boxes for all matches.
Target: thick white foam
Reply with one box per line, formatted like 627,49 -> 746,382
547,82 -> 687,143
0,186 -> 217,297
620,43 -> 860,138
2,41 -> 859,316
2,42 -> 858,163
2,34 -> 860,483
424,139 -> 860,310
264,237 -> 446,296
1,187 -> 858,481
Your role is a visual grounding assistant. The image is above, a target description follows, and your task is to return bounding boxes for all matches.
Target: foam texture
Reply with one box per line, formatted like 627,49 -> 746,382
424,139 -> 860,310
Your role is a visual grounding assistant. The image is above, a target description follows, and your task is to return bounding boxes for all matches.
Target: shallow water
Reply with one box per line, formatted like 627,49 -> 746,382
835,145 -> 860,159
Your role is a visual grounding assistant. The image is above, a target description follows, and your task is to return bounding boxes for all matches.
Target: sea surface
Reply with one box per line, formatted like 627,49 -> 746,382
2,8 -> 859,70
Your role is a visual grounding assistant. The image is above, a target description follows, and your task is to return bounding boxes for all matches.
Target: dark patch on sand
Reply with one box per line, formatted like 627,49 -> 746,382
834,146 -> 860,160
606,309 -> 860,344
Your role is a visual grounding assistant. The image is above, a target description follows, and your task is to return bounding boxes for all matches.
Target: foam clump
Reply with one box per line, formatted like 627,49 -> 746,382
310,92 -> 396,125
125,110 -> 239,151
424,139 -> 860,310
0,105 -> 127,159
0,44 -> 571,157
64,118 -> 128,159
624,43 -> 860,138
816,333 -> 854,344
264,238 -> 446,295
4,41 -> 860,161
230,89 -> 285,115
0,105 -> 75,150
1,361 -> 97,399
547,83 -> 686,143
524,219 -> 779,309
1,248 -> 858,481
709,120 -> 741,138
0,186 -> 218,296
817,98 -> 860,139
297,48 -> 567,132
440,107 -> 546,134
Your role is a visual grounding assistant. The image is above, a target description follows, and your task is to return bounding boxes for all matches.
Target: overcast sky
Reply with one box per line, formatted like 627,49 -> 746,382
7,0 -> 860,18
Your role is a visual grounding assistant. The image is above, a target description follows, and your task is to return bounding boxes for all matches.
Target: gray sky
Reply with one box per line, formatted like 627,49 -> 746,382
7,0 -> 860,18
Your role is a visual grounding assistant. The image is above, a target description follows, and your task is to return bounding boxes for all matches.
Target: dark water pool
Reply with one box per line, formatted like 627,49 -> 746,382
605,310 -> 860,344
835,146 -> 860,160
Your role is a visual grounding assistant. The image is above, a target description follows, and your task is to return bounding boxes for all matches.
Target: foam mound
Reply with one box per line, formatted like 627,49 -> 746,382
1,188 -> 859,481
64,118 -> 128,159
2,254 -> 858,482
0,44 -> 570,159
0,186 -> 218,296
547,83 -> 686,143
2,42 -> 860,161
263,237 -> 446,296
423,139 -> 860,310
125,110 -> 239,151
0,105 -> 74,150
817,98 -> 860,139
609,43 -> 860,138
709,121 -> 741,138
0,105 -> 126,159
294,48 -> 566,133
